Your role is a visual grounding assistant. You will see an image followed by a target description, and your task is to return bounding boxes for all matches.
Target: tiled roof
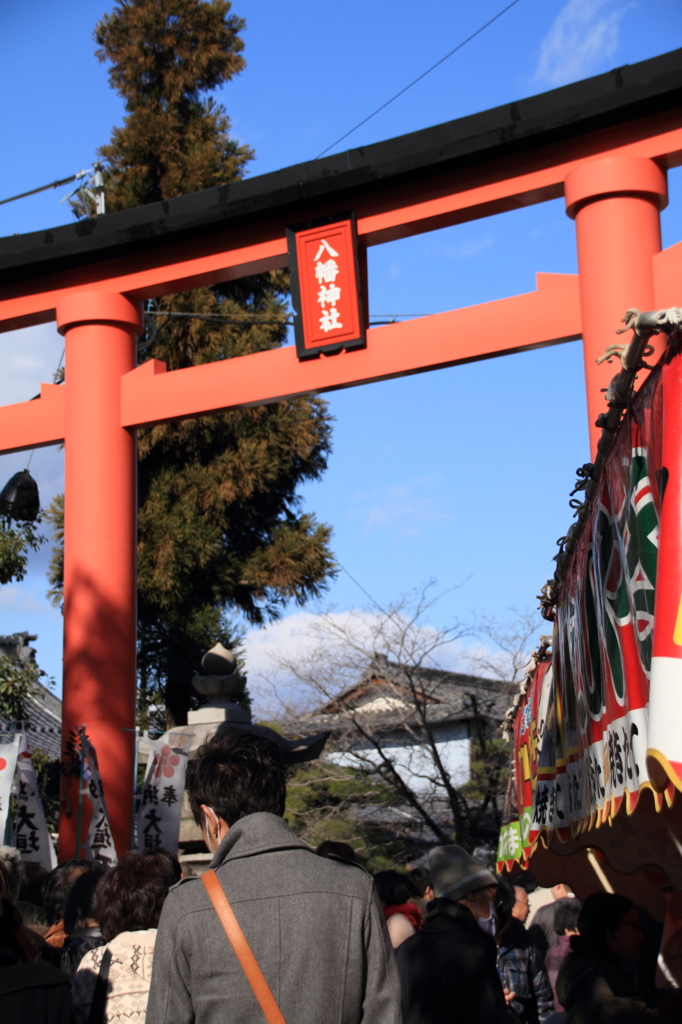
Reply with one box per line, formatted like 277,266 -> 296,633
302,656 -> 515,735
0,632 -> 62,759
22,682 -> 62,760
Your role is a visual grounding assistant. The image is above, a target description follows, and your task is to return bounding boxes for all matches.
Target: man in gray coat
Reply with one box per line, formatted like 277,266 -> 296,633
146,732 -> 402,1024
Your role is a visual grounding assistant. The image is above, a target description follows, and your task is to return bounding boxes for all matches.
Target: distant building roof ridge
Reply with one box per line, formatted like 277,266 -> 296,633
0,631 -> 62,760
304,656 -> 515,727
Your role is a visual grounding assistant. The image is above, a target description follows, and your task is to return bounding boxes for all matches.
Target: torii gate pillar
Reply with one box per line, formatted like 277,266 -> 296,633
56,292 -> 143,859
565,156 -> 668,456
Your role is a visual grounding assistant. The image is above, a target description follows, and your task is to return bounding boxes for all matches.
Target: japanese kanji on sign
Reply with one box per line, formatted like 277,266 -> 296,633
287,214 -> 365,360
136,734 -> 191,854
81,731 -> 117,865
15,734 -> 57,870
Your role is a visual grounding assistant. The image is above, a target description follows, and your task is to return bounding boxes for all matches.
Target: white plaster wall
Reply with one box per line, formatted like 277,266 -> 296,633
326,722 -> 470,793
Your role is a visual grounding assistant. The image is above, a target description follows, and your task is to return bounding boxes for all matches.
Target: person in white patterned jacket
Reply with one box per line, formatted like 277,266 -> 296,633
72,851 -> 175,1024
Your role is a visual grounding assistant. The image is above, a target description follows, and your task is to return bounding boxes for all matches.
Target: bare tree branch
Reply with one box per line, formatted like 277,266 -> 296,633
467,607 -> 544,685
262,585 -> 512,851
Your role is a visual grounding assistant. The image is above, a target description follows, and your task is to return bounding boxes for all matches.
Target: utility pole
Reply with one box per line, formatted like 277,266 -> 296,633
92,163 -> 106,216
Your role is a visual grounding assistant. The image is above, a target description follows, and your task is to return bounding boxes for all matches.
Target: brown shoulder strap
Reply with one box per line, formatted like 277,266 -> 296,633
201,869 -> 287,1024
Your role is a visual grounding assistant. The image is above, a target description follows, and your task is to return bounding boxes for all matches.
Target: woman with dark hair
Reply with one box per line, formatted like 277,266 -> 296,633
374,869 -> 422,948
0,887 -> 73,1022
42,859 -> 92,949
62,865 -> 107,977
140,847 -> 183,886
557,893 -> 682,1023
72,851 -> 174,1024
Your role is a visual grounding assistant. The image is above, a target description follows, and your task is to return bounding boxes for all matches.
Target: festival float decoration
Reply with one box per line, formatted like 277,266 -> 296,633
498,309 -> 682,902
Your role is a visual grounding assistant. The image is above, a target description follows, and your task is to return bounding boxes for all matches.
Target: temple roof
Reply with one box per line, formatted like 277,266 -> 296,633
303,655 -> 515,734
0,632 -> 62,760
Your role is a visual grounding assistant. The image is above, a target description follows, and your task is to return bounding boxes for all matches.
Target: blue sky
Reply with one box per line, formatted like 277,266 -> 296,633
0,0 -> 681,702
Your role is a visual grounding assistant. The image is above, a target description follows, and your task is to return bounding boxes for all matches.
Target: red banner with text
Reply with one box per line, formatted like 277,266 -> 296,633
498,365 -> 677,868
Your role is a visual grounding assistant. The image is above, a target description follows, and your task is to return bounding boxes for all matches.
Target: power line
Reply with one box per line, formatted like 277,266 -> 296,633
147,311 -> 294,324
144,311 -> 433,324
337,561 -> 387,615
0,169 -> 92,208
315,0 -> 523,160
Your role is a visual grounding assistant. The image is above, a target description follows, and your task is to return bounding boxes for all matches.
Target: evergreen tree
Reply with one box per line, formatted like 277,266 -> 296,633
48,0 -> 336,727
94,0 -> 251,208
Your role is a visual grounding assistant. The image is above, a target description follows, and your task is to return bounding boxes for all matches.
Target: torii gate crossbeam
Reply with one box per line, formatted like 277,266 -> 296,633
2,48 -> 682,857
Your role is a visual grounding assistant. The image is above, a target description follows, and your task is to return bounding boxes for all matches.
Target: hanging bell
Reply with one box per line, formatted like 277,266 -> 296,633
0,470 -> 40,523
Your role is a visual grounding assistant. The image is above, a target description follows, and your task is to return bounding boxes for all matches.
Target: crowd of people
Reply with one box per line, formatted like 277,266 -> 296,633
1,731 -> 681,1023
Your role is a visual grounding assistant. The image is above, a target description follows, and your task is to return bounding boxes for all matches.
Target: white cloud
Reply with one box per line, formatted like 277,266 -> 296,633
348,475 -> 455,541
244,610 -> 330,681
0,582 -> 54,615
242,609 -> 375,715
421,235 -> 495,261
535,0 -> 636,87
242,606 -> 499,718
454,236 -> 494,258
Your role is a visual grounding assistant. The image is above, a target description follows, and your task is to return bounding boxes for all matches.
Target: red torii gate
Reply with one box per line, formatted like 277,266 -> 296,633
2,49 -> 682,857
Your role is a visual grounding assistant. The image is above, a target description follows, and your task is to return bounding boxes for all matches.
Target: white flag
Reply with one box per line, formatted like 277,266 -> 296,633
15,734 -> 57,870
82,732 -> 116,865
0,735 -> 20,842
136,734 -> 191,854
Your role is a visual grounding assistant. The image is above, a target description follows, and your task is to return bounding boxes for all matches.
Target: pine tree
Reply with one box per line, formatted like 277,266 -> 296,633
94,0 -> 251,208
48,0 -> 336,727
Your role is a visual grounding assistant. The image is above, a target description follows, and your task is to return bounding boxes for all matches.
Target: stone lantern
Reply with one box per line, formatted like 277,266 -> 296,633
165,643 -> 329,871
167,642 -> 329,764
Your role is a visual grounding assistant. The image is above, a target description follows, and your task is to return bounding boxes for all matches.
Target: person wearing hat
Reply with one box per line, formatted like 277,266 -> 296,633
396,844 -> 516,1024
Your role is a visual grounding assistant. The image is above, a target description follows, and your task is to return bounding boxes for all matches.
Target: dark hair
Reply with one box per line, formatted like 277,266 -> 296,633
17,900 -> 48,930
555,898 -> 582,936
95,851 -> 173,942
187,731 -> 286,828
571,893 -> 634,958
373,870 -> 417,907
493,875 -> 515,930
0,898 -> 28,963
64,865 -> 106,934
407,867 -> 432,897
141,847 -> 182,886
42,861 -> 92,926
315,841 -> 357,862
19,863 -> 49,906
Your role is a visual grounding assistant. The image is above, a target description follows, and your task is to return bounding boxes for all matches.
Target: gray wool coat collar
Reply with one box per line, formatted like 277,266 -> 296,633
209,811 -> 313,868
